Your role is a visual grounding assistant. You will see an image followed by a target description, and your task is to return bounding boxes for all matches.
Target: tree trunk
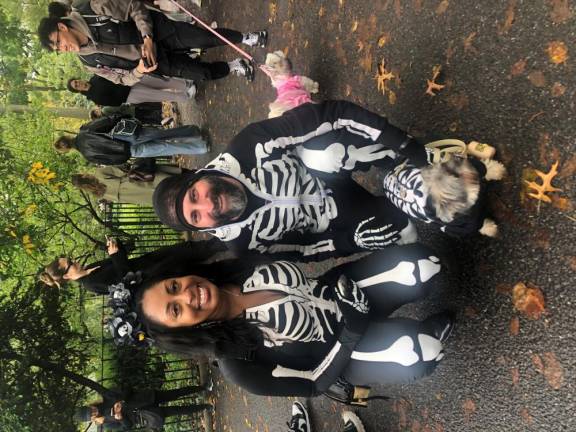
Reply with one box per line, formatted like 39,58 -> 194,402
0,104 -> 89,119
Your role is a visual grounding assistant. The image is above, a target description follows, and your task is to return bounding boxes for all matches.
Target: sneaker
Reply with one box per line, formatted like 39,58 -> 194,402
342,411 -> 366,432
242,30 -> 268,48
161,117 -> 174,127
229,58 -> 254,82
424,310 -> 456,343
204,377 -> 214,392
287,401 -> 310,432
186,82 -> 197,98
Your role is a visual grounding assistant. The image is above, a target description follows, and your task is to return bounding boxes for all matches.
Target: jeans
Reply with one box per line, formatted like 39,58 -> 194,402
129,126 -> 208,157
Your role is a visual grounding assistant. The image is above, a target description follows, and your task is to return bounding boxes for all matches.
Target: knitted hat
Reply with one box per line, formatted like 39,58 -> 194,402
74,406 -> 92,422
153,170 -> 203,231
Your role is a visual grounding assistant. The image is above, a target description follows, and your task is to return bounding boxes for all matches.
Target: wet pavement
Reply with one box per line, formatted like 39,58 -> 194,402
176,0 -> 576,430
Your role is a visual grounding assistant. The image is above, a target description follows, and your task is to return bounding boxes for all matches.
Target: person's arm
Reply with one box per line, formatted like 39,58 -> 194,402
86,64 -> 145,86
229,100 -> 427,172
107,238 -> 131,277
91,0 -> 154,37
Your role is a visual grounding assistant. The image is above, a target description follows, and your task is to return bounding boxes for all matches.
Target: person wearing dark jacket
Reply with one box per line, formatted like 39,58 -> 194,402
134,244 -> 454,399
74,384 -> 212,430
39,237 -> 227,294
152,100 -> 425,262
53,115 -> 208,165
37,0 -> 267,84
67,74 -> 194,106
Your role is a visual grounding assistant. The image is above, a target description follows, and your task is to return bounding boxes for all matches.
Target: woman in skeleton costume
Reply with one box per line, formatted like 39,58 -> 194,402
133,243 -> 454,398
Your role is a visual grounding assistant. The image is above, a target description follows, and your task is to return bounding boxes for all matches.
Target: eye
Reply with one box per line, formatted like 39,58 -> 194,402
172,303 -> 180,318
168,280 -> 178,294
191,210 -> 199,225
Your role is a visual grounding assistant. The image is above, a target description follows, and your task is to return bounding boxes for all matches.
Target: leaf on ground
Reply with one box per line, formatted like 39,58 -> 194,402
539,352 -> 565,389
509,317 -> 520,335
567,256 -> 576,271
510,59 -> 526,76
351,20 -> 359,32
550,195 -> 573,211
359,49 -> 374,74
499,0 -> 517,34
268,2 -> 277,22
378,33 -> 391,47
512,282 -> 545,319
318,5 -> 325,17
551,82 -> 567,97
547,41 -> 569,64
445,41 -> 456,62
413,0 -> 423,13
528,70 -> 547,87
393,399 -> 411,429
525,161 -> 562,203
436,0 -> 450,15
463,32 -> 478,53
394,0 -> 403,18
426,65 -> 445,96
388,89 -> 397,104
345,84 -> 352,96
549,0 -> 573,24
375,59 -> 396,94
462,399 -> 476,422
559,156 -> 576,178
496,283 -> 512,294
520,407 -> 534,424
511,366 -> 520,385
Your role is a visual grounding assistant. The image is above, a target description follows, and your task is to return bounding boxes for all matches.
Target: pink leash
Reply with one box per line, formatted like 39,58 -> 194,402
165,0 -> 272,78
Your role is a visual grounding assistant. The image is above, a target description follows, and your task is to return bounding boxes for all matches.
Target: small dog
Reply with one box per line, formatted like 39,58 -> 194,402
263,51 -> 319,118
383,156 -> 506,237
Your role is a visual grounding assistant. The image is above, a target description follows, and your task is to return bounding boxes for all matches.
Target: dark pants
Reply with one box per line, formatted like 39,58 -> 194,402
150,385 -> 211,419
152,11 -> 241,81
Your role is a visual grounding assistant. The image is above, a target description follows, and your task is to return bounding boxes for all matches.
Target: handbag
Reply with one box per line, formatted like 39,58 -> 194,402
110,118 -> 141,139
323,377 -> 390,407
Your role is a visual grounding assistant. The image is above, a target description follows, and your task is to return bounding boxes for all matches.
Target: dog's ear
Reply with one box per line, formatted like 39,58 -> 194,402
482,159 -> 507,181
273,50 -> 286,58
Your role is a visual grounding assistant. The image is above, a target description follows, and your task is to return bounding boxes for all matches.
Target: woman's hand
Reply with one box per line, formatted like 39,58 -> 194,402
334,275 -> 369,335
136,57 -> 158,74
107,237 -> 119,255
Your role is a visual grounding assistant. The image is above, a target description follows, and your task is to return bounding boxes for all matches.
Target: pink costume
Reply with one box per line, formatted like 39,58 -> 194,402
272,75 -> 313,110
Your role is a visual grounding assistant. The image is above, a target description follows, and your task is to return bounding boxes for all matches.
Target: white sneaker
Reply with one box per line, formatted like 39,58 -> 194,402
342,411 -> 366,432
287,401 -> 310,432
186,82 -> 197,98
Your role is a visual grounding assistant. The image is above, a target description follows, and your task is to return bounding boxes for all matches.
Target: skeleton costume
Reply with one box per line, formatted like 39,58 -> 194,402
382,157 -> 488,236
154,100 -> 427,261
218,244 -> 450,397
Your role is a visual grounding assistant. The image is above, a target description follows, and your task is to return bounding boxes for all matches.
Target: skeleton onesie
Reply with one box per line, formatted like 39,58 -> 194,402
159,101 -> 428,261
218,244 -> 450,397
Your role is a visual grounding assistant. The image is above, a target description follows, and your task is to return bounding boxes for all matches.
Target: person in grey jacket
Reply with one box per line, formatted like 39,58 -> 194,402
38,0 -> 267,84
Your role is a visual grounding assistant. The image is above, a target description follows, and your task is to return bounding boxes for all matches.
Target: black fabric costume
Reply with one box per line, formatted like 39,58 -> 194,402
79,239 -> 227,294
94,386 -> 210,430
83,75 -> 131,106
156,100 -> 427,261
383,157 -> 489,236
217,244 -> 448,397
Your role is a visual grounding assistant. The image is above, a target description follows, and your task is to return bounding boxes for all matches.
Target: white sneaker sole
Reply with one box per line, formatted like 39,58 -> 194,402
342,411 -> 366,432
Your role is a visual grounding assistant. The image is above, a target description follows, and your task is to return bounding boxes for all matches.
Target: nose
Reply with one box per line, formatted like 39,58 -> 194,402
194,196 -> 214,213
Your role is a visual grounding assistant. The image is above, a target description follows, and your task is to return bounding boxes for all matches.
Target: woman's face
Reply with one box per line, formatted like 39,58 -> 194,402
141,275 -> 223,327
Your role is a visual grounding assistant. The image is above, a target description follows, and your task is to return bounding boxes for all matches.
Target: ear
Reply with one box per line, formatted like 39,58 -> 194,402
57,22 -> 69,32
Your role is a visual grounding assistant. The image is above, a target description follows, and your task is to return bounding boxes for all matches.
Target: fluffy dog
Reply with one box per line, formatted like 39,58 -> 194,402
263,51 -> 319,118
383,156 -> 506,237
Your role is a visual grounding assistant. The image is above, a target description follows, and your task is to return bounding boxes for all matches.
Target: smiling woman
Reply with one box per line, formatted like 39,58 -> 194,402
133,244 -> 455,399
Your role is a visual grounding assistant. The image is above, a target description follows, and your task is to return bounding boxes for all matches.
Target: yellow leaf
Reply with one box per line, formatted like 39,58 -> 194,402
426,65 -> 445,96
547,41 -> 568,64
351,20 -> 358,32
377,33 -> 389,47
375,59 -> 395,95
525,161 -> 562,203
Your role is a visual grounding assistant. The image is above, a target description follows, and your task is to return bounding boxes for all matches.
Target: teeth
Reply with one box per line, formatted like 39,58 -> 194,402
199,287 -> 206,307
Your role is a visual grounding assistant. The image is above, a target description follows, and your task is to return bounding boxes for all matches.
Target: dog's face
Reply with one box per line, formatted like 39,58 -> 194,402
420,158 -> 480,222
265,50 -> 292,78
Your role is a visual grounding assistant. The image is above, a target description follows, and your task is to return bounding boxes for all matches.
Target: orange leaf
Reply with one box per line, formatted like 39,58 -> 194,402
509,317 -> 520,335
510,59 -> 526,76
512,282 -> 545,319
426,65 -> 445,96
549,0 -> 573,24
436,0 -> 449,15
462,399 -> 476,422
542,352 -> 564,389
551,82 -> 567,97
525,161 -> 562,203
511,366 -> 520,385
499,0 -> 517,34
528,70 -> 546,87
547,41 -> 568,64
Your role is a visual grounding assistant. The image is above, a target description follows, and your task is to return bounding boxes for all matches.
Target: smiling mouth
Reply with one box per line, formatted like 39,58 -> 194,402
198,286 -> 209,309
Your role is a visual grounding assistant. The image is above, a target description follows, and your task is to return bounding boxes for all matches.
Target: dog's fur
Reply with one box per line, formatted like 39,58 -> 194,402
420,157 -> 506,237
264,51 -> 319,118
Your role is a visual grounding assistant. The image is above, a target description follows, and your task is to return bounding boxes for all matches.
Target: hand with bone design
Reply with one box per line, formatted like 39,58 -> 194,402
335,274 -> 369,335
353,216 -> 401,250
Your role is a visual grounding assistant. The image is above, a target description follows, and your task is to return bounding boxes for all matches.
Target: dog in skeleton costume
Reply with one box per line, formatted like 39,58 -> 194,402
382,153 -> 506,237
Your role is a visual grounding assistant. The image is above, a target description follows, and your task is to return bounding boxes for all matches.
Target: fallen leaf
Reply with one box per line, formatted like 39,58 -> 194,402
528,70 -> 547,87
378,33 -> 391,47
550,196 -> 573,211
357,40 -> 365,53
375,59 -> 396,94
532,228 -> 551,249
496,283 -> 512,294
351,20 -> 358,32
393,399 -> 411,429
532,353 -> 544,373
525,161 -> 562,203
512,282 -> 546,319
551,82 -> 567,97
549,0 -> 573,24
345,84 -> 352,97
268,2 -> 277,22
567,256 -> 576,271
411,420 -> 421,432
445,42 -> 456,62
499,0 -> 517,34
463,32 -> 478,53
542,352 -> 564,389
388,90 -> 397,104
426,65 -> 445,96
414,0 -> 423,13
557,156 -> 576,178
462,399 -> 476,422
547,41 -> 569,64
436,0 -> 450,15
318,5 -> 325,17
510,59 -> 527,76
509,317 -> 520,335
520,408 -> 533,424
511,366 -> 520,385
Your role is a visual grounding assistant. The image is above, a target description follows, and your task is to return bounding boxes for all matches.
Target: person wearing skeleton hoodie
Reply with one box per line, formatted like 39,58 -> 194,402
134,244 -> 454,399
153,100 -> 427,261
